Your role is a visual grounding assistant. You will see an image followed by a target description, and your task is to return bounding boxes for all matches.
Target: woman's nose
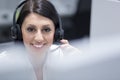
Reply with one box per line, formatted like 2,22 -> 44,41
34,31 -> 44,42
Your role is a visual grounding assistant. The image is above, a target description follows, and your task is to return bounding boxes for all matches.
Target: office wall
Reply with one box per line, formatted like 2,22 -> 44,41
90,0 -> 120,41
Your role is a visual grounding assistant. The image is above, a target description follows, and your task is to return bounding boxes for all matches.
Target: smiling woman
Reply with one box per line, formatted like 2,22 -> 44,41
21,13 -> 55,55
11,0 -> 68,80
10,0 -> 74,80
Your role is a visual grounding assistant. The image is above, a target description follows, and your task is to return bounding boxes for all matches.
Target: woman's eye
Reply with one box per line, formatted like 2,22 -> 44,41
43,28 -> 51,32
27,27 -> 36,32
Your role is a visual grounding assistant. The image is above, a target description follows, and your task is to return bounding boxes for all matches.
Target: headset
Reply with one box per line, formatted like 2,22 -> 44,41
11,0 -> 64,42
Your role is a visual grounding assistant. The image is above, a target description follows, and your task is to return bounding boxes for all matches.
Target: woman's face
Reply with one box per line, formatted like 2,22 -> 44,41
21,13 -> 55,55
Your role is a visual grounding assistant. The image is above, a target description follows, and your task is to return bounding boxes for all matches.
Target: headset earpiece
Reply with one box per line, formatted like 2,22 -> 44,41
54,14 -> 64,42
59,28 -> 64,40
11,25 -> 17,39
54,28 -> 64,42
11,24 -> 22,40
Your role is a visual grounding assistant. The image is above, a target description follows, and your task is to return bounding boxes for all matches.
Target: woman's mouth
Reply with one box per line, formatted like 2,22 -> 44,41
27,43 -> 51,54
33,44 -> 44,48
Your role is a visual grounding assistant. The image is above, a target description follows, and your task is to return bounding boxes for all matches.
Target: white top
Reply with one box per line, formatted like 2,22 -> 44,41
0,44 -> 82,80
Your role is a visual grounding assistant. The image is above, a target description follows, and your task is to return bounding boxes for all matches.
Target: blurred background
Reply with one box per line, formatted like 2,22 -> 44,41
0,0 -> 120,80
0,0 -> 91,43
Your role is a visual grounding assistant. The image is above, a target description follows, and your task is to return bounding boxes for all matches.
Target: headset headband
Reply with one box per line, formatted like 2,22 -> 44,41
13,0 -> 27,26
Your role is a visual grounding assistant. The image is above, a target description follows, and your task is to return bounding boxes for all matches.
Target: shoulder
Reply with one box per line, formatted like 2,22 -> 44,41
0,42 -> 25,56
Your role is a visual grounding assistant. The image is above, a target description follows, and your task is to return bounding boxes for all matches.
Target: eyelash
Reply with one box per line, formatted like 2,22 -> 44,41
27,27 -> 36,32
26,27 -> 51,33
42,28 -> 51,32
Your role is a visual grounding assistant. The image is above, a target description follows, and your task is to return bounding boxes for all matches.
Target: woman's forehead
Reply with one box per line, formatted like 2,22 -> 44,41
23,13 -> 54,26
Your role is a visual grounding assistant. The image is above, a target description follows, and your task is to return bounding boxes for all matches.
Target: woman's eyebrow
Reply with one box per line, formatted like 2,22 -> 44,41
26,24 -> 36,27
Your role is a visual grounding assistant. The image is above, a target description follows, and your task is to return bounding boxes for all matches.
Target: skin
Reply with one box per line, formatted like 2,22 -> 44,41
21,13 -> 55,55
21,12 -> 56,80
21,12 -> 69,80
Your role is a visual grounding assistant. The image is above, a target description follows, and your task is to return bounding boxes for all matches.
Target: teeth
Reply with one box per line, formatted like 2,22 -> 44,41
33,44 -> 43,48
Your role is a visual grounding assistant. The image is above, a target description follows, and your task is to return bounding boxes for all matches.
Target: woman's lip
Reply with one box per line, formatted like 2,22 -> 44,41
33,45 -> 43,48
32,44 -> 44,48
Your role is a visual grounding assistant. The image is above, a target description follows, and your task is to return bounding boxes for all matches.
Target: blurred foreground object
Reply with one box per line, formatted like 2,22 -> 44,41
0,34 -> 120,80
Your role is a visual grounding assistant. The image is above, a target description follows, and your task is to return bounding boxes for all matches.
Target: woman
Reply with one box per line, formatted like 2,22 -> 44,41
11,0 -> 70,80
